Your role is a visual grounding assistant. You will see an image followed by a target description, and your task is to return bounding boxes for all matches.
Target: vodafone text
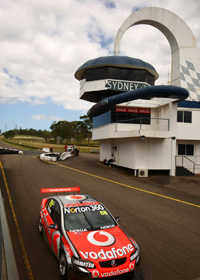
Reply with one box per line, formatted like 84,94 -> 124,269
65,201 -> 99,207
80,244 -> 134,260
101,265 -> 134,278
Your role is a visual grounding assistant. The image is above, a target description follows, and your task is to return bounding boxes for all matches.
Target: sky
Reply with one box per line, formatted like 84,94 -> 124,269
0,0 -> 200,133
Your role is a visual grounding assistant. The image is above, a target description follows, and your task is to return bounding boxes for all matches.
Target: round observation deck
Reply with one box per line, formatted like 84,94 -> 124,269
75,56 -> 158,103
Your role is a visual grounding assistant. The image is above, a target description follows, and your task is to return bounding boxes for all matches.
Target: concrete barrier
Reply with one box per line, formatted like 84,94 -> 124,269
0,188 -> 19,280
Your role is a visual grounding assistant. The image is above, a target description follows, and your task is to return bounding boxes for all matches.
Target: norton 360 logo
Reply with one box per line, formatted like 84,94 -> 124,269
87,231 -> 115,247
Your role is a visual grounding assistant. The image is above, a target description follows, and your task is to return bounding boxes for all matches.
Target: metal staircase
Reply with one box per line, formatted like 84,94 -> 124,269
176,166 -> 195,176
175,156 -> 200,176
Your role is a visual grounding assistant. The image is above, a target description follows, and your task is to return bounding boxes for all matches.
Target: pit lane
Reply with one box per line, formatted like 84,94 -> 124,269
0,147 -> 200,280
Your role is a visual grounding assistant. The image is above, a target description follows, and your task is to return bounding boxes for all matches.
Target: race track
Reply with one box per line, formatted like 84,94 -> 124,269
0,145 -> 200,280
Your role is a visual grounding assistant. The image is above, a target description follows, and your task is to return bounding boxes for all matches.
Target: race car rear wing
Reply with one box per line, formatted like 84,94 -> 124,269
40,186 -> 80,195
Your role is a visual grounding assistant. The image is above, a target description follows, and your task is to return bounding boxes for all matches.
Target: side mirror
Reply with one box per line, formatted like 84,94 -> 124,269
49,224 -> 59,230
115,217 -> 121,223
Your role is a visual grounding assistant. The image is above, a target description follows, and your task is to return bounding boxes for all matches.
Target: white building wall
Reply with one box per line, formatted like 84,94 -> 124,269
134,141 -> 149,169
96,103 -> 200,175
100,142 -> 112,161
94,100 -> 179,175
100,138 -> 173,171
134,139 -> 172,170
148,140 -> 172,169
177,109 -> 200,140
117,141 -> 135,168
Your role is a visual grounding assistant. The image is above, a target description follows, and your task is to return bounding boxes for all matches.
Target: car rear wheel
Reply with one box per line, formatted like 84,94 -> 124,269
38,217 -> 43,234
59,252 -> 68,280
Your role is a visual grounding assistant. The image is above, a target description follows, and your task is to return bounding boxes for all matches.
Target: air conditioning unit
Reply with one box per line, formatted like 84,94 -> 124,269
138,169 -> 148,177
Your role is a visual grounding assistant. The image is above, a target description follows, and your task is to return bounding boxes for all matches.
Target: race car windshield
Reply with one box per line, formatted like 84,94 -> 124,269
64,204 -> 116,231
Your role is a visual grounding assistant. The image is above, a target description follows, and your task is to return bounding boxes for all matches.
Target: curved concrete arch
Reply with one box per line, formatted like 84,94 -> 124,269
114,7 -> 200,101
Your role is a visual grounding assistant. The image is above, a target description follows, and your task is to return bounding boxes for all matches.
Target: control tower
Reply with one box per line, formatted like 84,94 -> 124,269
75,7 -> 200,176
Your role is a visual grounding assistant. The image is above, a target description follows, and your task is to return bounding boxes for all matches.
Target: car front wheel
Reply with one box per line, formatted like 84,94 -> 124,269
59,252 -> 68,280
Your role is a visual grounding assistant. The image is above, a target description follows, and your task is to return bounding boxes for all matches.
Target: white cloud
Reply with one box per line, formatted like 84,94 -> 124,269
32,114 -> 62,122
0,0 -> 200,113
32,114 -> 46,121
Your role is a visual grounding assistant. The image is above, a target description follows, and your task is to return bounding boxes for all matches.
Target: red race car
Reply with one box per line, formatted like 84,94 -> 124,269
39,187 -> 143,280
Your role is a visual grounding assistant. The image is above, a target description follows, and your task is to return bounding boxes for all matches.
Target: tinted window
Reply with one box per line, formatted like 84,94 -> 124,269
112,110 -> 151,125
85,67 -> 155,85
178,144 -> 185,155
177,111 -> 183,122
46,199 -> 61,226
184,111 -> 192,123
178,144 -> 194,156
64,204 -> 116,232
186,144 -> 194,155
177,111 -> 192,123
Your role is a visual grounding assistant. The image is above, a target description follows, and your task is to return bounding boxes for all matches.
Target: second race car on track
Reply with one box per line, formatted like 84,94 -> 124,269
39,186 -> 143,280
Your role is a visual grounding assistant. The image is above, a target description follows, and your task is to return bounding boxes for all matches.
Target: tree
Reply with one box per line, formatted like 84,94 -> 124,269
79,115 -> 92,143
50,121 -> 62,138
4,130 -> 15,139
60,121 -> 73,143
41,130 -> 52,143
71,121 -> 84,143
80,115 -> 92,131
50,121 -> 73,143
50,116 -> 93,144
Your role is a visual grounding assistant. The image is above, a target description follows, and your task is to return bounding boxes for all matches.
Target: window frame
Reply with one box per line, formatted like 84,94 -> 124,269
177,110 -> 192,123
178,144 -> 194,156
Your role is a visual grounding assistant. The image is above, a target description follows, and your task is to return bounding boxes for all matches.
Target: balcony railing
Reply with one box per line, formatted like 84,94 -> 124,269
115,117 -> 170,132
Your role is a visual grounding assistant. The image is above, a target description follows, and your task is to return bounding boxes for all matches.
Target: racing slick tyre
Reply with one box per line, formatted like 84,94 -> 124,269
59,251 -> 68,280
38,217 -> 44,235
135,268 -> 143,280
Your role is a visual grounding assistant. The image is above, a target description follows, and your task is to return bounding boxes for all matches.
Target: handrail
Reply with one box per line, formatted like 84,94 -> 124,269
175,155 -> 200,174
116,117 -> 170,131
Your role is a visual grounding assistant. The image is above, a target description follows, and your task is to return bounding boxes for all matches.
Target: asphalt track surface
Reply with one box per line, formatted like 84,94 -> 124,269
0,144 -> 200,280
